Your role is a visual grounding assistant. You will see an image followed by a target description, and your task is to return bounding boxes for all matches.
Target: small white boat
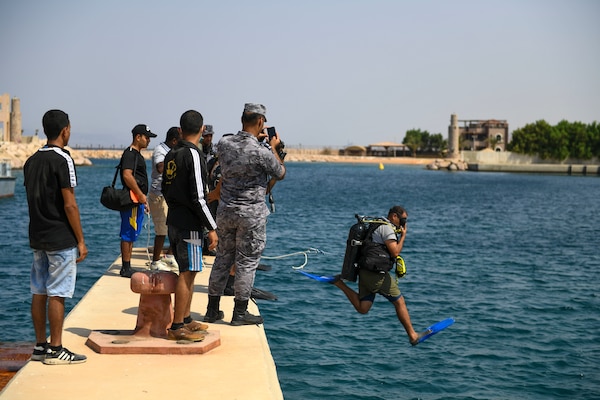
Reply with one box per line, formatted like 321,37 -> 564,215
0,159 -> 16,198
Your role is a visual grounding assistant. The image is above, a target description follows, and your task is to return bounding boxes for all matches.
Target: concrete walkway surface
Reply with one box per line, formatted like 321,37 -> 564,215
0,249 -> 283,400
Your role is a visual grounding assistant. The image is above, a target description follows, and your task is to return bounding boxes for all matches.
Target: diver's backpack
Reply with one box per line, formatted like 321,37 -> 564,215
340,214 -> 390,282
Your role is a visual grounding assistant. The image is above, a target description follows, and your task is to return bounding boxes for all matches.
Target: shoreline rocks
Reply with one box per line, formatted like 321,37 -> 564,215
0,137 -> 93,168
426,159 -> 468,171
0,139 -> 155,169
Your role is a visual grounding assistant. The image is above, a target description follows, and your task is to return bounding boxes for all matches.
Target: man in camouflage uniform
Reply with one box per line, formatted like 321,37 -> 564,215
205,103 -> 286,326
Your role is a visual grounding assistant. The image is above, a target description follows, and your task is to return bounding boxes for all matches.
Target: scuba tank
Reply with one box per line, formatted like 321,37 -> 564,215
341,215 -> 408,282
340,215 -> 367,282
340,215 -> 387,281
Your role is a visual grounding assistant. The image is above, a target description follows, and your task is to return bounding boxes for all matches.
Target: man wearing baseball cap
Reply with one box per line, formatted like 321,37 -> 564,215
118,124 -> 156,278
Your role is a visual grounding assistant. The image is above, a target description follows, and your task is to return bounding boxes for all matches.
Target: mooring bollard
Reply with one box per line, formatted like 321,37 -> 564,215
130,271 -> 178,338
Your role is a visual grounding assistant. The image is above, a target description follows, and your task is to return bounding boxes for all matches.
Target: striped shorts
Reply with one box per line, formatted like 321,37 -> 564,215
168,225 -> 203,273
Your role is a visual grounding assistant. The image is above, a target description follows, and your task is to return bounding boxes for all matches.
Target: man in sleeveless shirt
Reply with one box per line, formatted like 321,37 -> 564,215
148,126 -> 180,271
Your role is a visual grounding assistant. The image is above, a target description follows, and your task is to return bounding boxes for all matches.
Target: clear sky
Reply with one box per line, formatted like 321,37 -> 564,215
1,0 -> 599,148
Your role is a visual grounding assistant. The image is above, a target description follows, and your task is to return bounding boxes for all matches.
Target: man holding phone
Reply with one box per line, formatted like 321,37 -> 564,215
205,103 -> 286,325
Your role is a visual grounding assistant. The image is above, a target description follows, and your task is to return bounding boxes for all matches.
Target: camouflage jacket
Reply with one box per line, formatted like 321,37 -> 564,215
217,131 -> 285,218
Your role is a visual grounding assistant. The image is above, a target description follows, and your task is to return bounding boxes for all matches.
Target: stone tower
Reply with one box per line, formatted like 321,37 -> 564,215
10,97 -> 22,142
0,93 -> 9,142
448,113 -> 460,159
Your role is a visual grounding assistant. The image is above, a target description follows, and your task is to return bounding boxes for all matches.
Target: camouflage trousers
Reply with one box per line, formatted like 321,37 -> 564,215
208,211 -> 267,301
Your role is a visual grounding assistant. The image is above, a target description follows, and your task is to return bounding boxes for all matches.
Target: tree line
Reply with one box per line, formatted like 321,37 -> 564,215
401,120 -> 600,160
508,120 -> 600,161
402,129 -> 446,157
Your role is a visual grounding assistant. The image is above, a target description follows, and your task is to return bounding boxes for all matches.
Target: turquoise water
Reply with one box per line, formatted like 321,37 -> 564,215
1,159 -> 599,399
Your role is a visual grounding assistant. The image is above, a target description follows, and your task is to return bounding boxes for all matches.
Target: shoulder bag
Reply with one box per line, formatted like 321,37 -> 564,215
100,157 -> 139,211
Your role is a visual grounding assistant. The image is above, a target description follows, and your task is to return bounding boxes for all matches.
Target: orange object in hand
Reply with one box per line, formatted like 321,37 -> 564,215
130,190 -> 140,203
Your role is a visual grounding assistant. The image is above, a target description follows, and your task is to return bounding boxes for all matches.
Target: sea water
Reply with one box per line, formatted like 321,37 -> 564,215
1,159 -> 599,399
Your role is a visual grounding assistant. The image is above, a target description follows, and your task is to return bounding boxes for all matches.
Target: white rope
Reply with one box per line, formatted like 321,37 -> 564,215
261,248 -> 325,270
144,210 -> 152,265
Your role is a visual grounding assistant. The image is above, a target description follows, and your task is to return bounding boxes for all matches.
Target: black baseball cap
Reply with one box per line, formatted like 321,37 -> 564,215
132,124 -> 157,137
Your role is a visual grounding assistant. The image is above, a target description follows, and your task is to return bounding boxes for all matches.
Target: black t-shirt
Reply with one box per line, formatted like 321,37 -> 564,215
23,145 -> 78,251
119,147 -> 148,194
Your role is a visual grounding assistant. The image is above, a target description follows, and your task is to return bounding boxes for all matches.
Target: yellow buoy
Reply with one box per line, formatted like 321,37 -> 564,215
379,163 -> 384,170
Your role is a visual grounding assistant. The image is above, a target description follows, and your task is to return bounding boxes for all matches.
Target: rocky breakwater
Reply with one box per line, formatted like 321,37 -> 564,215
74,148 -> 152,160
426,158 -> 468,171
0,136 -> 92,169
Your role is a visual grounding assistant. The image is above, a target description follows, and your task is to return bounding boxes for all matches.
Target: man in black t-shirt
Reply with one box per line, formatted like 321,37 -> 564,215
118,124 -> 157,278
24,109 -> 88,364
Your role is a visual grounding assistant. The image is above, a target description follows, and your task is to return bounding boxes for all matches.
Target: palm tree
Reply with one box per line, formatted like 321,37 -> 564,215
403,129 -> 425,157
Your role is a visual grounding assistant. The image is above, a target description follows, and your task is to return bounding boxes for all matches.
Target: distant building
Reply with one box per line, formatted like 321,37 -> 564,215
366,142 -> 409,157
448,113 -> 508,158
341,145 -> 367,156
340,142 -> 410,157
0,94 -> 22,142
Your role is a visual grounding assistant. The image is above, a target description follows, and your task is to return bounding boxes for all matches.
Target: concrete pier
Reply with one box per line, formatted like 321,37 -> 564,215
468,163 -> 600,175
0,249 -> 283,400
462,150 -> 600,175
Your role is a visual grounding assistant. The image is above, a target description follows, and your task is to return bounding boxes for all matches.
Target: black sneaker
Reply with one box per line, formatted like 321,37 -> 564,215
231,311 -> 264,326
43,347 -> 87,365
203,310 -> 225,323
120,266 -> 134,278
31,343 -> 49,361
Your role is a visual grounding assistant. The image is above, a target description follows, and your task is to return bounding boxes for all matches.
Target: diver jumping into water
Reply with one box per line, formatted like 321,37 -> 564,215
331,205 -> 424,345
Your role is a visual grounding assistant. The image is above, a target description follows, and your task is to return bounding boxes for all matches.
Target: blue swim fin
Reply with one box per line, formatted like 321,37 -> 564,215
413,317 -> 455,345
297,270 -> 336,283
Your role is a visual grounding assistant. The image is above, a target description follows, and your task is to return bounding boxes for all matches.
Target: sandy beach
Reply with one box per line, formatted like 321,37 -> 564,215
71,147 -> 433,165
282,152 -> 432,165
0,139 -> 433,168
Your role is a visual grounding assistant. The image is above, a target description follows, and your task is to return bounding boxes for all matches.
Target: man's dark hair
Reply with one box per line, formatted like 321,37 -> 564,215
165,126 -> 180,142
42,110 -> 69,140
389,205 -> 407,217
180,110 -> 203,135
241,112 -> 263,125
